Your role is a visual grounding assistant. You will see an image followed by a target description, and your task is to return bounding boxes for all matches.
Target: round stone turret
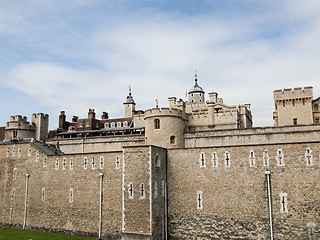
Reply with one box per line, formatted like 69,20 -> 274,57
144,108 -> 187,148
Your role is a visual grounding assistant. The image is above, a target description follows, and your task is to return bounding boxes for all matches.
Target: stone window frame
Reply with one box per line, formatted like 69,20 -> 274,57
10,208 -> 14,219
155,154 -> 161,168
43,157 -> 47,168
91,158 -> 96,170
154,118 -> 160,130
28,146 -> 31,157
84,157 -> 88,170
62,158 -> 66,170
307,223 -> 316,240
18,146 -> 21,157
249,150 -> 255,167
36,150 -> 39,162
79,121 -> 83,128
161,180 -> 165,197
12,146 -> 16,157
224,151 -> 231,168
293,118 -> 298,125
11,188 -> 15,199
42,187 -> 45,201
197,191 -> 203,210
212,152 -> 218,168
154,181 -> 158,199
199,152 -> 206,168
13,168 -> 17,181
70,158 -> 74,170
86,121 -> 90,128
169,135 -> 176,145
140,183 -> 145,199
115,156 -> 120,170
263,150 -> 270,167
55,158 -> 59,170
128,183 -> 134,199
7,147 -> 10,157
280,192 -> 288,213
69,188 -> 74,203
276,149 -> 285,166
305,148 -> 313,166
99,156 -> 104,170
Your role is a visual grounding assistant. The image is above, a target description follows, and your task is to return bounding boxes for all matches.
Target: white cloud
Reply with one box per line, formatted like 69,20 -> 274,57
2,1 -> 320,129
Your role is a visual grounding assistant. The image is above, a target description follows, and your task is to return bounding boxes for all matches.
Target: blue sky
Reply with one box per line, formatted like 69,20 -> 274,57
1,0 -> 320,129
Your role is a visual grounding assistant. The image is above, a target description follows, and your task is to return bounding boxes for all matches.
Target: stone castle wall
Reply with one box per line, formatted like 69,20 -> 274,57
167,142 -> 320,239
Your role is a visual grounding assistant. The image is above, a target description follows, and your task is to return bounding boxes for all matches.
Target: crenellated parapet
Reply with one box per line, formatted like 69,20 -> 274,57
6,115 -> 35,131
274,86 -> 313,101
144,107 -> 188,121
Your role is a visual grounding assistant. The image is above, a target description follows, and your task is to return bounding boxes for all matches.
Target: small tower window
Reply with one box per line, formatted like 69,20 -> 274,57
263,150 -> 269,167
154,119 -> 160,129
293,118 -> 297,125
36,151 -> 39,162
154,182 -> 158,198
18,147 -> 21,157
91,158 -> 96,169
43,157 -> 47,168
212,152 -> 218,168
12,146 -> 16,157
13,168 -> 17,181
62,158 -> 66,170
199,153 -> 205,168
276,149 -> 285,166
305,148 -> 313,166
197,191 -> 203,210
170,135 -> 176,145
86,121 -> 89,127
42,187 -> 45,201
249,150 -> 255,167
116,156 -> 120,169
140,184 -> 145,199
128,183 -> 134,199
55,158 -> 59,170
28,146 -> 31,156
69,188 -> 74,202
314,104 -> 319,111
224,151 -> 231,167
280,192 -> 288,213
7,147 -> 10,157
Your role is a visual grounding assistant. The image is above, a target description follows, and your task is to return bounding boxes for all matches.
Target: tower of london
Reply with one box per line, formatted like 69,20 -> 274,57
0,74 -> 319,240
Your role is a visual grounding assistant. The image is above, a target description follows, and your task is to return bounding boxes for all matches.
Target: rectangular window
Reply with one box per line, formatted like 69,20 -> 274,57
199,153 -> 205,168
225,151 -> 231,167
276,149 -> 285,166
249,150 -> 255,167
305,148 -> 313,166
140,184 -> 145,199
13,168 -> 16,181
62,158 -> 66,170
36,151 -> 39,162
84,157 -> 88,170
28,146 -> 31,156
128,183 -> 134,199
197,191 -> 203,210
154,181 -> 158,199
293,118 -> 297,125
280,192 -> 288,213
161,181 -> 165,197
212,152 -> 218,168
10,208 -> 14,219
70,158 -> 74,170
69,188 -> 73,202
42,187 -> 45,201
11,188 -> 15,199
18,147 -> 21,157
292,99 -> 295,106
316,118 -> 319,124
303,98 -> 305,105
100,156 -> 104,169
86,121 -> 89,127
13,130 -> 17,139
43,157 -> 47,168
91,158 -> 95,169
116,156 -> 120,169
263,150 -> 269,167
55,158 -> 59,170
12,146 -> 16,157
283,101 -> 285,107
7,147 -> 10,157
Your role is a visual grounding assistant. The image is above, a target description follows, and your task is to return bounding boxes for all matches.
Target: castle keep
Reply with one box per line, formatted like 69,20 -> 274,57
0,75 -> 319,240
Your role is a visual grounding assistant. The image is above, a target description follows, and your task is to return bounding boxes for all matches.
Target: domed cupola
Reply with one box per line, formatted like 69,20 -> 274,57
123,85 -> 136,117
188,71 -> 205,103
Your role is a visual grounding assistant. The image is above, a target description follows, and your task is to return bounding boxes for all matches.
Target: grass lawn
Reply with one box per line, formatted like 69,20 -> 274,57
0,227 -> 96,240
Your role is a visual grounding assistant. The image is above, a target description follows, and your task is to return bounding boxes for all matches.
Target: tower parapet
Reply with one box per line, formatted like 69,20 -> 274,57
144,108 -> 187,149
31,113 -> 49,140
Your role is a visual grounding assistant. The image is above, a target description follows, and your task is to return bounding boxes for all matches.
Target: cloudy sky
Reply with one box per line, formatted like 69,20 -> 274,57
1,0 -> 320,129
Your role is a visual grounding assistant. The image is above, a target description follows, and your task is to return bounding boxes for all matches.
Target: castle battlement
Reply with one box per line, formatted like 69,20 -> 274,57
144,107 -> 187,120
274,86 -> 313,100
9,115 -> 28,122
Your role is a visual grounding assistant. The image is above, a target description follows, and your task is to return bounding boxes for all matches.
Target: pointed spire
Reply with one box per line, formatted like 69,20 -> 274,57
124,84 -> 135,104
156,98 -> 159,108
195,69 -> 198,84
188,70 -> 204,94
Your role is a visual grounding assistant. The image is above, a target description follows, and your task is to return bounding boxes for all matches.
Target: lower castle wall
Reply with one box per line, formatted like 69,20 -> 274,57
0,143 -> 123,238
167,143 -> 320,239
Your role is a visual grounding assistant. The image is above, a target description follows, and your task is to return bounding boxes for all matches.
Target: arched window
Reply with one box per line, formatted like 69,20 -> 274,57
155,155 -> 160,168
170,135 -> 176,145
154,119 -> 160,129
